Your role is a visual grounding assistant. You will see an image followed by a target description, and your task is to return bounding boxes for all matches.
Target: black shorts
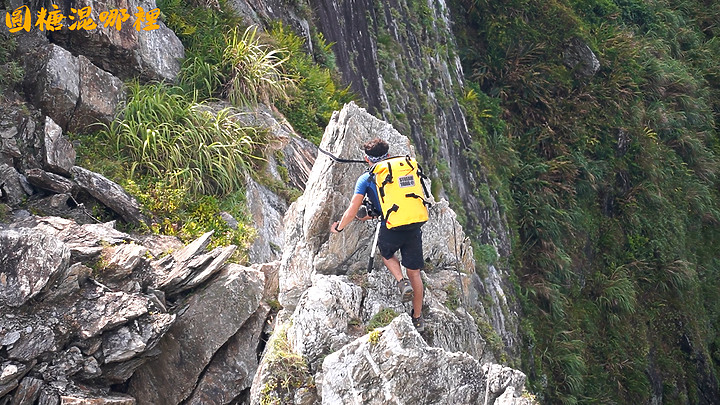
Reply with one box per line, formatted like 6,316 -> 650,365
377,225 -> 424,270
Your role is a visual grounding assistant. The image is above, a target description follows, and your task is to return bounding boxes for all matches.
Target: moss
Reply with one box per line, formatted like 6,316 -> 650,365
366,308 -> 399,332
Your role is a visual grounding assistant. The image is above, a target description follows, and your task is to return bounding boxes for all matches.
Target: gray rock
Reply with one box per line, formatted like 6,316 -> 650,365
71,166 -> 146,226
25,44 -> 79,130
100,243 -> 149,281
186,303 -> 270,405
42,263 -> 92,303
246,178 -> 287,263
279,102 -> 412,311
7,323 -> 56,361
563,37 -> 601,79
0,362 -> 29,385
37,389 -> 61,405
51,0 -> 184,83
0,379 -> 19,398
158,238 -> 238,296
287,275 -> 363,371
321,314 -> 531,405
101,313 -> 175,364
170,245 -> 238,295
128,264 -> 265,405
42,116 -> 75,176
0,228 -> 70,307
0,103 -> 45,173
66,288 -> 150,339
68,55 -> 125,133
10,216 -> 135,265
251,261 -> 280,301
0,164 -> 32,206
27,194 -> 97,225
9,376 -> 43,405
58,392 -> 136,405
40,347 -> 85,382
25,168 -> 77,194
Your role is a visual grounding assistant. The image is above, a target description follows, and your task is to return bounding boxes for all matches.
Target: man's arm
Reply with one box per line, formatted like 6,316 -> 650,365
331,193 -> 365,233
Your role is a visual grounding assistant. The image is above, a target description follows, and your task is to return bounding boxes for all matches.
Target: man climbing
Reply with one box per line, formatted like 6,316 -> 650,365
330,138 -> 427,332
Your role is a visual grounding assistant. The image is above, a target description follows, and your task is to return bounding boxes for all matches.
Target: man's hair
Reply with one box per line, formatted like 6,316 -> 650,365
363,138 -> 389,157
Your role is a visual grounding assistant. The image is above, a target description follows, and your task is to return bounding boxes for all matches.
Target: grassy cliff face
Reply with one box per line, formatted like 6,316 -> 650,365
449,0 -> 720,402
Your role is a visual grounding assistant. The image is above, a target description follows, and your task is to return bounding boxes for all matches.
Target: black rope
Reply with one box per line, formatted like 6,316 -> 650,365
317,147 -> 367,164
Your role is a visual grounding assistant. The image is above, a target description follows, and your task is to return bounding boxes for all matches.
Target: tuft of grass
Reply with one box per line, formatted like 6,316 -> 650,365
223,25 -> 297,106
0,36 -> 23,96
260,325 -> 315,405
101,81 -> 264,196
366,308 -> 399,332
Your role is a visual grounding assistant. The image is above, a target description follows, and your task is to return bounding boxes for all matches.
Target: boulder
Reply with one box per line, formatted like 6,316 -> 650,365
185,302 -> 271,405
286,275 -> 363,371
66,288 -> 150,339
0,227 -> 70,307
71,166 -> 146,226
101,313 -> 175,364
563,37 -> 600,79
24,44 -> 79,130
42,116 -> 75,176
10,376 -> 44,404
25,168 -> 77,194
50,0 -> 185,83
68,55 -> 125,133
0,164 -> 32,206
100,243 -> 149,281
321,314 -> 531,405
9,216 -> 135,264
128,264 -> 265,405
20,40 -> 124,134
0,103 -> 46,173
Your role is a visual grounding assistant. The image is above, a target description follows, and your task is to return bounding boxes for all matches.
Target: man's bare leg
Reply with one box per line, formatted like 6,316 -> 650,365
407,269 -> 423,318
382,255 -> 404,281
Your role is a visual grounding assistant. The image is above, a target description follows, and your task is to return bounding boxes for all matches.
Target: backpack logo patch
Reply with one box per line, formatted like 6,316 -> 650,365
398,175 -> 415,188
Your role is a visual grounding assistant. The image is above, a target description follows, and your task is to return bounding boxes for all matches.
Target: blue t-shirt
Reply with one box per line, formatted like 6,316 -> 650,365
354,172 -> 381,212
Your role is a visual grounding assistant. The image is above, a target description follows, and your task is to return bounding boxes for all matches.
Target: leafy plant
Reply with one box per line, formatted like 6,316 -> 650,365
101,81 -> 263,196
366,308 -> 399,332
223,25 -> 297,106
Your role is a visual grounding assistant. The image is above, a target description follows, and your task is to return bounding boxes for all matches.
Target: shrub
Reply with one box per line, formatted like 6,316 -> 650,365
223,25 -> 297,106
102,82 -> 263,196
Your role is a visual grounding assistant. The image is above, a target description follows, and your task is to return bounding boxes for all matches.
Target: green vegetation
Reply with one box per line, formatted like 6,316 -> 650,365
260,325 -> 314,405
74,0 -> 352,256
223,25 -> 296,106
0,36 -> 23,96
103,82 -> 263,196
449,0 -> 720,402
270,23 -> 356,144
367,308 -> 399,332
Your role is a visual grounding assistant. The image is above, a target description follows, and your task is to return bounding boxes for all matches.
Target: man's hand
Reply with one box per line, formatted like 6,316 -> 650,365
330,221 -> 341,233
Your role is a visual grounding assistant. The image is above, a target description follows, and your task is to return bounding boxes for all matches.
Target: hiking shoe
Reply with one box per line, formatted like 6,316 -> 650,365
412,313 -> 425,332
397,278 -> 413,302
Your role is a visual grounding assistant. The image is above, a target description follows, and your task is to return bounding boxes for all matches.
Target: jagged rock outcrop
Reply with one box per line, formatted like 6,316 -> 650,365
23,43 -> 125,134
252,102 -> 536,404
0,100 -> 148,226
127,264 -> 265,405
0,215 -> 270,404
48,0 -> 185,83
228,0 -> 522,361
321,315 -> 533,405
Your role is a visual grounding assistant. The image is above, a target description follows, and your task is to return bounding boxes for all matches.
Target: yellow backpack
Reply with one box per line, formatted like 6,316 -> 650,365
370,156 -> 431,230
